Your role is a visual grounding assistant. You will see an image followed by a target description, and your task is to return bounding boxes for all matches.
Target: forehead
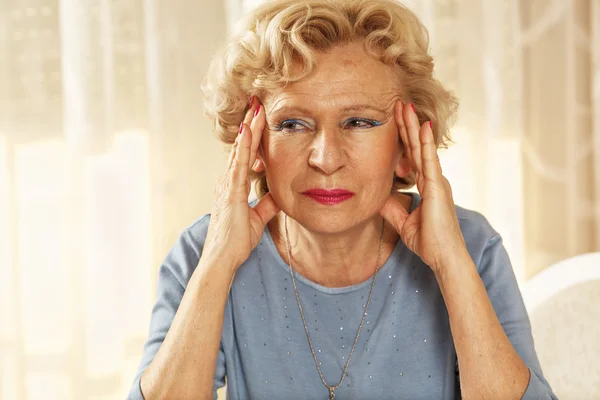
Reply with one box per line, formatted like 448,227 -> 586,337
264,41 -> 401,109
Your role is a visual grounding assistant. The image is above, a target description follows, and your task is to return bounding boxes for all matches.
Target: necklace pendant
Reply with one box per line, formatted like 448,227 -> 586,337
329,387 -> 335,400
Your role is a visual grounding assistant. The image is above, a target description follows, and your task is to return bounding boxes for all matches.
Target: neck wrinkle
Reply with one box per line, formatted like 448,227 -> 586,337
280,213 -> 395,288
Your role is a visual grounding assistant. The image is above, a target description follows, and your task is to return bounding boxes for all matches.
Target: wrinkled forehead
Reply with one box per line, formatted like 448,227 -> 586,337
262,45 -> 403,114
264,85 -> 399,116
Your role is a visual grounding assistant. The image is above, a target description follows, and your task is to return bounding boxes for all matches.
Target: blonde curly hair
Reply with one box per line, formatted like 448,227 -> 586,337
202,0 -> 458,198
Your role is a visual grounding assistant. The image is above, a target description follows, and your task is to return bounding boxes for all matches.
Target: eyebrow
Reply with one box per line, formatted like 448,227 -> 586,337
269,104 -> 388,115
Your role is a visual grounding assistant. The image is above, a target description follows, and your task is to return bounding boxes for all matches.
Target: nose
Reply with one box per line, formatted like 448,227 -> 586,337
307,129 -> 347,175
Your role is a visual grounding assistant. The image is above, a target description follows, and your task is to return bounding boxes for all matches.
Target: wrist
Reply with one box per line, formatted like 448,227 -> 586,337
432,247 -> 474,278
197,249 -> 240,280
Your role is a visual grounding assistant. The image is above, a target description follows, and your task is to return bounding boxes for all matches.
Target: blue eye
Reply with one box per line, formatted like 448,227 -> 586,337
276,119 -> 309,133
343,118 -> 382,129
272,117 -> 382,133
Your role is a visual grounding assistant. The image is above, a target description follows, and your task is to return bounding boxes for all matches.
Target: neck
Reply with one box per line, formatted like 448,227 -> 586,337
269,194 -> 411,287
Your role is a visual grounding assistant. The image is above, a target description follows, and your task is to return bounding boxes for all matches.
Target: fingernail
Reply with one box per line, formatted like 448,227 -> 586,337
429,121 -> 433,129
239,123 -> 243,134
411,104 -> 416,113
249,96 -> 254,109
254,104 -> 260,117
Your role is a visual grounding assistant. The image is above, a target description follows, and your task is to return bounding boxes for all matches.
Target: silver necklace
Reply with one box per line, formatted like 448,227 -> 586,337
283,214 -> 385,400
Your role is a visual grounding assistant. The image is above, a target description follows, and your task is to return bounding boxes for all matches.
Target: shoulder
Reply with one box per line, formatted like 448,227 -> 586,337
455,205 -> 499,243
184,213 -> 212,254
153,214 -> 212,291
454,205 -> 508,273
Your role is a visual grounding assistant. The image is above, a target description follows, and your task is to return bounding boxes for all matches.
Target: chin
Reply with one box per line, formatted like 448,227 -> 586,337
294,216 -> 357,235
289,201 -> 368,234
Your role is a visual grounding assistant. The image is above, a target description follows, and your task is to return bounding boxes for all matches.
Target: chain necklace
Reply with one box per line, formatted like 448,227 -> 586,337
284,214 -> 385,400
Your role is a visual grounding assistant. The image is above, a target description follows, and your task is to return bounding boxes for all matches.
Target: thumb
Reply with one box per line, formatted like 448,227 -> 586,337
253,192 -> 280,227
379,195 -> 409,233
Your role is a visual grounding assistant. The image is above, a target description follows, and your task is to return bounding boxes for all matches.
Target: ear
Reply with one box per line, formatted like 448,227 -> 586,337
252,144 -> 266,173
394,146 -> 412,179
252,159 -> 265,173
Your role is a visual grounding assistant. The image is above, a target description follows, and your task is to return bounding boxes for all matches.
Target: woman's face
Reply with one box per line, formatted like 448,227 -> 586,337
258,41 -> 411,233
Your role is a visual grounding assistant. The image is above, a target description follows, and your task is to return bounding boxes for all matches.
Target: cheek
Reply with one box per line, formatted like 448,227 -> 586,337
262,134 -> 308,185
349,131 -> 399,177
263,135 -> 305,165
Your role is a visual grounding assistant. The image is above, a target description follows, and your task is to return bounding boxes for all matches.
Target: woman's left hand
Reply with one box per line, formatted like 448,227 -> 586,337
379,101 -> 469,274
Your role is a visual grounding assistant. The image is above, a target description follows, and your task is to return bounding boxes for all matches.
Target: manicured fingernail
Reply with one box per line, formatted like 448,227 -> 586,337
429,121 -> 433,129
411,104 -> 416,113
239,123 -> 243,134
254,104 -> 260,117
249,96 -> 254,109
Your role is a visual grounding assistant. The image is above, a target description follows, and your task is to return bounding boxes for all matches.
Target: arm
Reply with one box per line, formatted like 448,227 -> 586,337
436,235 -> 557,400
127,227 -> 232,400
128,98 -> 278,400
379,102 -> 556,399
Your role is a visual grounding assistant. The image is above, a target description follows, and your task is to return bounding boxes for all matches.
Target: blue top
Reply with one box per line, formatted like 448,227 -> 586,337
128,192 -> 557,399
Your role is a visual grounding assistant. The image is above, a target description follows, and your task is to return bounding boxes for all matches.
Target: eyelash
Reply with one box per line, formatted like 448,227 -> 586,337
274,118 -> 382,133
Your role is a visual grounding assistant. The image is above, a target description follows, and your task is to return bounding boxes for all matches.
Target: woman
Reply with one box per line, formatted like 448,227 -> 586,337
129,0 -> 556,399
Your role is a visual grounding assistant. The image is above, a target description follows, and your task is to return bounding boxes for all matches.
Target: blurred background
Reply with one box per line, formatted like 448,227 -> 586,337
1,0 -> 599,399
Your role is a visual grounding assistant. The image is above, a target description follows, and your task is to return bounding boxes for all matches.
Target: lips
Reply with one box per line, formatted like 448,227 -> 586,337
301,188 -> 355,205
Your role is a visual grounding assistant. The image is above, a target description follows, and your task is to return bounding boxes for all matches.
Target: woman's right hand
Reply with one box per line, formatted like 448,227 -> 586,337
203,97 -> 280,270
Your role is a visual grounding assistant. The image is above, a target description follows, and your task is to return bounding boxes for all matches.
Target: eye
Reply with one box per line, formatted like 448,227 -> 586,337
275,119 -> 310,133
343,118 -> 382,129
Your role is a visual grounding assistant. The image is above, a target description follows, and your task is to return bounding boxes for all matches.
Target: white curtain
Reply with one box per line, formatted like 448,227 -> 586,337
1,0 -> 599,399
1,1 -> 229,399
401,0 -> 600,283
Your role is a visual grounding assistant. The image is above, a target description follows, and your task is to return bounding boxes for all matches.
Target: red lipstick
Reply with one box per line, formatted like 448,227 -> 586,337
301,188 -> 355,205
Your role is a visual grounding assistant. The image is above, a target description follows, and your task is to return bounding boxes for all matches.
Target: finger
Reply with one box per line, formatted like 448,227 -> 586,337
244,96 -> 257,126
420,121 -> 443,182
404,103 -> 423,174
227,129 -> 241,169
379,195 -> 409,233
252,142 -> 264,171
395,101 -> 411,160
228,97 -> 255,169
249,102 -> 265,170
231,123 -> 251,186
253,192 -> 280,226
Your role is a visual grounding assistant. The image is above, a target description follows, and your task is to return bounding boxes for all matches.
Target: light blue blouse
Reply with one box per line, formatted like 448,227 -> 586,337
128,192 -> 557,399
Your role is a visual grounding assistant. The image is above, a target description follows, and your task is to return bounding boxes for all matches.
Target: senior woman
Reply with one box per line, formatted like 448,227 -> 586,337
129,0 -> 556,399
